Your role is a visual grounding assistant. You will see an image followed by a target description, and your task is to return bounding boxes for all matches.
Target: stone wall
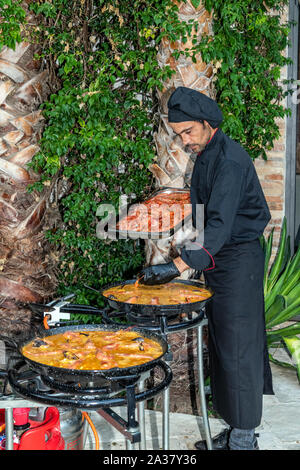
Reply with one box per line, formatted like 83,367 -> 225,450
254,116 -> 286,251
254,4 -> 289,254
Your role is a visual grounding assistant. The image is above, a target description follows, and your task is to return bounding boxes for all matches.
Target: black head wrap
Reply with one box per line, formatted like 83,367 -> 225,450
168,87 -> 223,128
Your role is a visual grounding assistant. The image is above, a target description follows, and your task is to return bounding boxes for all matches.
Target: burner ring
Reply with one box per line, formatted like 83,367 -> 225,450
7,360 -> 172,410
102,308 -> 205,333
40,374 -> 113,395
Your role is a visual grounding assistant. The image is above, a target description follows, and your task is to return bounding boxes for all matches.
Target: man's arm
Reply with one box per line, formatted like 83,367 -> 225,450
180,159 -> 244,271
138,159 -> 244,285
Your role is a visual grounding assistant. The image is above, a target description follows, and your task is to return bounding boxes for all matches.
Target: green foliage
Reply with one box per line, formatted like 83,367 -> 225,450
282,336 -> 300,382
0,0 -> 26,51
198,0 -> 291,160
25,0 -> 194,306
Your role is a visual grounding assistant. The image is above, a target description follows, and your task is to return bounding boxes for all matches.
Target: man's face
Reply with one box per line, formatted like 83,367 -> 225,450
169,120 -> 213,154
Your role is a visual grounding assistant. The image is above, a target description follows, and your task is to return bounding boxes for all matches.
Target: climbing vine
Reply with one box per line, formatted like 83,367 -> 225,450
24,0 -> 195,307
199,0 -> 291,160
0,0 -> 292,308
0,0 -> 26,50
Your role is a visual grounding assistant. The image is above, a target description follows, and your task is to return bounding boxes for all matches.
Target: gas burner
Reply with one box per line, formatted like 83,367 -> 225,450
6,360 -> 172,411
119,309 -> 168,327
102,307 -> 205,335
126,309 -> 183,326
0,356 -> 172,449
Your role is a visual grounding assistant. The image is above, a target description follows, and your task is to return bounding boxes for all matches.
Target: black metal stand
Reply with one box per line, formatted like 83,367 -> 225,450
102,308 -> 212,450
2,360 -> 172,450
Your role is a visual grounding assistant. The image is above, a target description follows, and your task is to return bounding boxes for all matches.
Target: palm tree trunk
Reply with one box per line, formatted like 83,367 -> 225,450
0,5 -> 59,337
145,0 -> 215,270
147,1 -> 215,414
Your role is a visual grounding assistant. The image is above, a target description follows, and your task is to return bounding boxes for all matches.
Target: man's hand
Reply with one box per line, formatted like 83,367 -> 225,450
137,258 -> 189,286
173,256 -> 190,274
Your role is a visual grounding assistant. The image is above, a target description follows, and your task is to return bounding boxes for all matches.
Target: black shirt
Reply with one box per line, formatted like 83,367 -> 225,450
180,129 -> 271,271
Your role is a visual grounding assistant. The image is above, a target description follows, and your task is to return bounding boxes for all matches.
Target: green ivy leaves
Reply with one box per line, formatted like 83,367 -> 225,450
200,0 -> 290,160
25,0 -> 185,305
0,0 -> 26,51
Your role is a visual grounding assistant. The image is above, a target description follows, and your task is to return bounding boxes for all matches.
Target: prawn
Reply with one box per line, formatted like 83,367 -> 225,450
102,342 -> 119,351
95,349 -> 117,368
116,352 -> 155,360
62,331 -> 81,340
84,339 -> 97,350
95,349 -> 114,361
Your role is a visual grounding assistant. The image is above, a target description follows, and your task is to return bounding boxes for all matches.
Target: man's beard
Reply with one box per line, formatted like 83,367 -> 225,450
184,123 -> 212,154
184,142 -> 207,154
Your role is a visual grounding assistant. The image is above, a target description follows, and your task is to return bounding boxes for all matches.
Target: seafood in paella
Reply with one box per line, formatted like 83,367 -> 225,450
102,281 -> 212,306
116,191 -> 192,233
22,330 -> 163,370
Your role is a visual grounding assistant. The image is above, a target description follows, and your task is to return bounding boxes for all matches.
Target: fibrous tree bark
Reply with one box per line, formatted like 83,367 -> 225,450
146,0 -> 215,273
148,1 -> 215,413
0,3 -> 60,337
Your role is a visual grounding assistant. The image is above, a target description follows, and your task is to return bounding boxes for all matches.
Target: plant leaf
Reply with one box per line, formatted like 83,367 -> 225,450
266,270 -> 300,313
265,294 -> 287,326
267,217 -> 288,292
281,269 -> 300,297
282,336 -> 300,383
283,283 -> 300,312
285,243 -> 300,278
267,322 -> 300,344
267,300 -> 300,329
191,0 -> 201,8
263,228 -> 274,297
269,351 -> 297,372
264,260 -> 293,311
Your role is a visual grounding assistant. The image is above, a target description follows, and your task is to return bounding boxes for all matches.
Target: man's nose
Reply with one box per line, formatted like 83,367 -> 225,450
181,134 -> 190,145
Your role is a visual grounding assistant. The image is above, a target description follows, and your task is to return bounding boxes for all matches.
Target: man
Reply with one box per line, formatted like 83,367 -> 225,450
138,87 -> 274,450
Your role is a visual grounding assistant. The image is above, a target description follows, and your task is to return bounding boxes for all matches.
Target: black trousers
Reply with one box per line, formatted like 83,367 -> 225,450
204,239 -> 274,429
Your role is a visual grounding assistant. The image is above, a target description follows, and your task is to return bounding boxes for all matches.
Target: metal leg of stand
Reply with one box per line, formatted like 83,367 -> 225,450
137,379 -> 146,450
126,439 -> 133,450
162,367 -> 170,450
197,323 -> 212,450
5,408 -> 14,450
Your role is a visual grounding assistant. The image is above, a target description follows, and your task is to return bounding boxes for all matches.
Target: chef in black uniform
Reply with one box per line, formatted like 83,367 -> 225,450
138,87 -> 274,450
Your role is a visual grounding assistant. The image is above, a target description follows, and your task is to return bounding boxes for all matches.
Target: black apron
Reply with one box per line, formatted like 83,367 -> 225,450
204,239 -> 274,430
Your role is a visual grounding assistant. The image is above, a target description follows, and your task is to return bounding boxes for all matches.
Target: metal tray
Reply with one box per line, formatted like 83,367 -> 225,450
105,187 -> 192,240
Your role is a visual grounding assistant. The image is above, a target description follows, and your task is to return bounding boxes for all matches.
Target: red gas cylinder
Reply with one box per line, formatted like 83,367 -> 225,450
13,408 -> 30,427
18,407 -> 65,450
0,407 -> 65,450
0,409 -> 4,428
